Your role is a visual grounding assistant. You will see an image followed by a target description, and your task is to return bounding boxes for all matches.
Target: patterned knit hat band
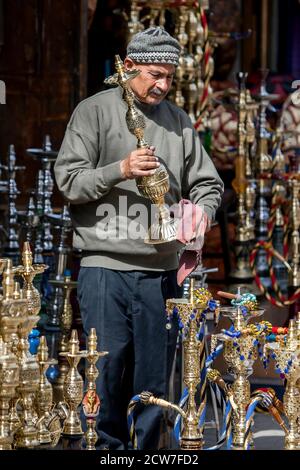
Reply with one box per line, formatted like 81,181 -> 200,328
127,27 -> 181,66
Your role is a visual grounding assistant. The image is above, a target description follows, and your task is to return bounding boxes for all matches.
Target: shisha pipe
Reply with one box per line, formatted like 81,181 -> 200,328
243,389 -> 289,449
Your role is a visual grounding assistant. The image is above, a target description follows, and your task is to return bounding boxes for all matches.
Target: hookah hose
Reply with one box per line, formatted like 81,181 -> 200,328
251,387 -> 285,415
250,241 -> 300,307
127,394 -> 141,449
243,389 -> 287,449
243,391 -> 273,450
250,190 -> 300,306
127,385 -> 232,451
205,379 -> 233,450
127,342 -> 224,450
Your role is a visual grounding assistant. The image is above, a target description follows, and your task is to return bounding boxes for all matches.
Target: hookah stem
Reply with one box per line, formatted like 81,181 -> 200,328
217,290 -> 239,300
198,342 -> 207,430
243,394 -> 264,449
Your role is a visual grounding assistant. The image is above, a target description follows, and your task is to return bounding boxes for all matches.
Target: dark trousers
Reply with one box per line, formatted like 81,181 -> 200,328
77,267 -> 180,450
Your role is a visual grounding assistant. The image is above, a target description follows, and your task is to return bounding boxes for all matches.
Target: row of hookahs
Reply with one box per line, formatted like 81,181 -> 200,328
0,242 -> 106,450
1,244 -> 299,449
129,281 -> 300,450
0,138 -> 76,331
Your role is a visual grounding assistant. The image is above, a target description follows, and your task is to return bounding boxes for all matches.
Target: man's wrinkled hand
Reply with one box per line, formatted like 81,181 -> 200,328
120,146 -> 160,179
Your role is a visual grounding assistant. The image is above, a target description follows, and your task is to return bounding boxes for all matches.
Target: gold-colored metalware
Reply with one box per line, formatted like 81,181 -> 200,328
83,328 -> 108,450
60,329 -> 87,437
104,55 -> 178,244
15,242 -> 47,316
50,274 -> 77,332
139,280 -> 212,450
0,274 -> 28,450
230,73 -> 254,281
212,304 -> 265,449
35,336 -> 59,445
265,317 -> 300,450
13,310 -> 41,448
50,275 -> 77,404
288,178 -> 300,287
0,340 -> 19,450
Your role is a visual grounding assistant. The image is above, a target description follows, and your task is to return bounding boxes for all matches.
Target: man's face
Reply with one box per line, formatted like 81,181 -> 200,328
124,58 -> 175,105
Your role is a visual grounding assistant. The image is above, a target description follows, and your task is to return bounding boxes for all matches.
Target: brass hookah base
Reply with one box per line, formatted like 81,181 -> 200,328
144,200 -> 178,245
180,404 -> 204,451
137,185 -> 178,245
231,373 -> 251,449
284,381 -> 300,450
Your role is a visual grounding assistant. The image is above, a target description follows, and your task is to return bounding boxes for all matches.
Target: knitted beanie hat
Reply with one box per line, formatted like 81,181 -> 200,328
127,27 -> 181,66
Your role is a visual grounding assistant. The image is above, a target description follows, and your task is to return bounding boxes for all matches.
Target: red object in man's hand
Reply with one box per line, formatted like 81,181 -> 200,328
175,199 -> 209,286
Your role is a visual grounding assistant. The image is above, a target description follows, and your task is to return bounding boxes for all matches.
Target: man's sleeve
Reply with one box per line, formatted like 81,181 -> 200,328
54,102 -> 124,204
181,127 -> 224,221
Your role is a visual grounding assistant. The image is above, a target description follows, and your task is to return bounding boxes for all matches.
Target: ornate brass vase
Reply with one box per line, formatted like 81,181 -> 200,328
104,55 -> 178,244
83,328 -> 108,450
60,330 -> 87,437
16,242 -> 47,316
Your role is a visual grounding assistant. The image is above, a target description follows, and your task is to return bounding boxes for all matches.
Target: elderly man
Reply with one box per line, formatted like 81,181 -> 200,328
54,27 -> 223,450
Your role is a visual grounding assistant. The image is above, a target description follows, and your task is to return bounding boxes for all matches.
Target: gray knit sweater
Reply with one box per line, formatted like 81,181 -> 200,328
54,86 -> 223,271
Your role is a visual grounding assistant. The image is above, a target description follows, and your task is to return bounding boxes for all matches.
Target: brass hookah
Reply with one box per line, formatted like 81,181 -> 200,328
127,1 -> 144,40
0,270 -> 28,450
244,89 -> 258,241
60,329 -> 87,437
82,328 -> 108,450
0,257 -> 66,450
0,271 -> 27,450
35,336 -> 61,446
0,261 -> 27,357
245,89 -> 257,178
184,9 -> 201,124
211,289 -> 270,449
137,280 -> 213,450
0,338 -> 20,450
288,178 -> 300,289
148,3 -> 166,29
268,131 -> 287,286
174,4 -> 189,110
50,272 -> 76,333
104,55 -> 178,244
15,241 -> 47,316
173,3 -> 202,123
51,273 -> 77,403
230,72 -> 254,281
265,316 -> 300,450
6,283 -> 29,440
0,255 -> 41,449
173,2 -> 207,124
14,322 -> 40,443
254,70 -> 279,280
9,243 -> 48,448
